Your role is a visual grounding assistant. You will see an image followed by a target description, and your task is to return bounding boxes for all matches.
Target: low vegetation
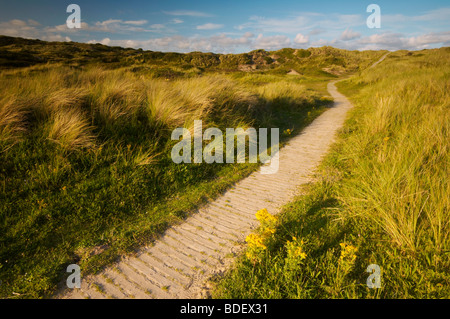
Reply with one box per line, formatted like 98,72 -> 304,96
213,47 -> 450,298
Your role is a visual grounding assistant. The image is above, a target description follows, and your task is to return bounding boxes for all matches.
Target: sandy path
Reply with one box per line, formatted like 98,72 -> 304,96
370,52 -> 390,68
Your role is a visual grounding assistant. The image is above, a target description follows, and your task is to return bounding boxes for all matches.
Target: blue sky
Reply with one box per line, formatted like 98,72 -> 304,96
0,0 -> 449,52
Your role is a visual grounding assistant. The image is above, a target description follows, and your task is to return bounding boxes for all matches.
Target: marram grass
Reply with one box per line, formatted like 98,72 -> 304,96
213,48 -> 450,299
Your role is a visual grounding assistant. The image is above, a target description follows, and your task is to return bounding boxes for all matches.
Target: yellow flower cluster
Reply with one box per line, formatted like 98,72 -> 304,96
286,236 -> 307,261
255,208 -> 277,227
283,128 -> 292,136
339,242 -> 358,264
245,233 -> 267,250
245,209 -> 278,263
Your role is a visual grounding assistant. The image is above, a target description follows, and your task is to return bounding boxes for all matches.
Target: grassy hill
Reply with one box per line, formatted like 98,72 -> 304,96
0,35 -> 384,76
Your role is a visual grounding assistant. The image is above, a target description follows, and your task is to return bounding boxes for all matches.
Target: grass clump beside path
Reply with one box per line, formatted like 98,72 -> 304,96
213,47 -> 450,299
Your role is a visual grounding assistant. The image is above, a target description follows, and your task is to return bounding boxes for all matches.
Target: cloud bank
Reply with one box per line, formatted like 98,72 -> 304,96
0,6 -> 449,54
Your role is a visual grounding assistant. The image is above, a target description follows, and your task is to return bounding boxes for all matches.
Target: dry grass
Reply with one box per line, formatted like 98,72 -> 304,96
0,65 -> 284,155
0,96 -> 27,147
47,107 -> 96,150
336,49 -> 450,253
255,81 -> 310,105
88,73 -> 145,124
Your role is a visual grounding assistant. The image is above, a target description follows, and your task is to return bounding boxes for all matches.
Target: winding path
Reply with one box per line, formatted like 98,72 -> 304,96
57,53 -> 388,298
370,52 -> 390,68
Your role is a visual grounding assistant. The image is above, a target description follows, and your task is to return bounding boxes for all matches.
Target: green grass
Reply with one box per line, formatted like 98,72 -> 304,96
212,47 -> 450,299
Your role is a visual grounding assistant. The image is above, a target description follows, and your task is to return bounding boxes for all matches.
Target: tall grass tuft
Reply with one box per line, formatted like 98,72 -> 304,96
144,79 -> 189,130
0,96 -> 27,148
47,107 -> 96,150
336,48 -> 450,253
255,81 -> 312,107
88,72 -> 145,125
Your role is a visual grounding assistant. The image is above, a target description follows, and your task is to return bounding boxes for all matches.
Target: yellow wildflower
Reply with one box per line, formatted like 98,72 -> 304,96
261,227 -> 276,239
289,243 -> 307,260
245,209 -> 279,263
255,208 -> 277,224
339,242 -> 358,264
245,233 -> 267,250
285,236 -> 307,269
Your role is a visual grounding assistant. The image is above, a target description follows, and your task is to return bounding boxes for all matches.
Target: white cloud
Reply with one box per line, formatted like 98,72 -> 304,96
209,33 -> 254,48
294,33 -> 309,44
406,31 -> 450,47
43,19 -> 146,34
310,38 -> 337,47
93,19 -> 151,33
87,38 -> 110,45
253,34 -> 291,50
100,37 -> 111,45
41,34 -> 71,42
45,22 -> 89,33
196,23 -> 224,30
123,20 -> 148,26
351,31 -> 450,50
163,10 -> 213,17
340,28 -> 361,41
0,19 -> 40,38
45,19 -> 157,34
27,19 -> 41,26
98,32 -> 260,53
171,18 -> 184,24
96,19 -> 122,26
